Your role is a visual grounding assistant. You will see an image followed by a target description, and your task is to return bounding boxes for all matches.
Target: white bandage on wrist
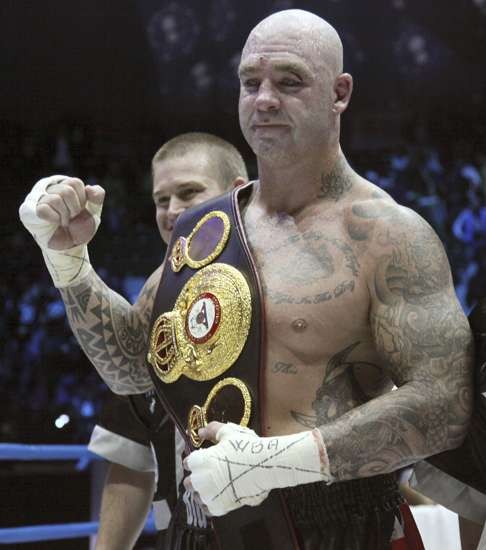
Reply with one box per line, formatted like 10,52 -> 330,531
187,423 -> 332,516
19,175 -> 101,288
39,245 -> 92,289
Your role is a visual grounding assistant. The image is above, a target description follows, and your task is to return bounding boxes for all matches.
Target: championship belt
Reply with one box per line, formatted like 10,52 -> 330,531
426,298 -> 486,495
146,183 -> 300,550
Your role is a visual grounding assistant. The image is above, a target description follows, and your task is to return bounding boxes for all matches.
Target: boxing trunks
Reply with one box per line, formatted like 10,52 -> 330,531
165,475 -> 423,550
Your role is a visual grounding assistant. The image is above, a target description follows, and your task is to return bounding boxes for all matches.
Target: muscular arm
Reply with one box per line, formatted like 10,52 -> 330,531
60,266 -> 163,394
95,463 -> 155,550
19,176 -> 163,394
318,212 -> 473,481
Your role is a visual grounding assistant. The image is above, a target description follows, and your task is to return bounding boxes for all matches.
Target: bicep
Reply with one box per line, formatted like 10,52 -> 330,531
369,217 -> 472,387
371,281 -> 471,387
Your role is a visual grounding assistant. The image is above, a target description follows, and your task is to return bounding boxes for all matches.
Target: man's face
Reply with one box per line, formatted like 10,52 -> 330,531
238,30 -> 336,165
152,151 -> 225,244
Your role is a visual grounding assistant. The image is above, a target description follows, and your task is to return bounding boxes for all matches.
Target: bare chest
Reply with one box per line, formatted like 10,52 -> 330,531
246,218 -> 371,361
242,211 -> 387,434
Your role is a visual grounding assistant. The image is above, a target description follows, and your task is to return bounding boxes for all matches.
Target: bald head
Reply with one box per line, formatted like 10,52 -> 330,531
238,9 -> 352,164
242,9 -> 343,78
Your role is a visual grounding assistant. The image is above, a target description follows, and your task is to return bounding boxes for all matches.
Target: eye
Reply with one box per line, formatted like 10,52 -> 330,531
279,77 -> 302,88
179,188 -> 199,200
242,78 -> 260,91
155,196 -> 169,208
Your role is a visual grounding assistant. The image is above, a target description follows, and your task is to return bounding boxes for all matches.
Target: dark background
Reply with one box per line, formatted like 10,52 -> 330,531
1,1 -> 485,547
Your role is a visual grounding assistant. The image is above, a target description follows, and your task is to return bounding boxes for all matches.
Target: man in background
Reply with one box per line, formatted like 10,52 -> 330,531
81,133 -> 248,549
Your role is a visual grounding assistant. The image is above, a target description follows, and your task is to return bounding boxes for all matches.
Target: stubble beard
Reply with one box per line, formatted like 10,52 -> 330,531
249,131 -> 301,167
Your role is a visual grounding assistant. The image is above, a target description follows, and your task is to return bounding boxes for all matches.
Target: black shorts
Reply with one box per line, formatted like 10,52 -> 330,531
164,474 -> 404,550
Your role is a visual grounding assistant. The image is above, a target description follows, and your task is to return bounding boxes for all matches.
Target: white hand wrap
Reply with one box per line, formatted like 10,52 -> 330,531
19,175 -> 102,288
187,423 -> 332,516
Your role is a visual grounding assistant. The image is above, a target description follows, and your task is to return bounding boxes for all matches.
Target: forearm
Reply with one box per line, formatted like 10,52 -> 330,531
60,268 -> 153,394
19,176 -> 157,393
95,463 -> 155,550
319,377 -> 472,482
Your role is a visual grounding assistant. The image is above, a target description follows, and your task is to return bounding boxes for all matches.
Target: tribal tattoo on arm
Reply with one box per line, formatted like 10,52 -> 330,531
59,266 -> 162,394
318,213 -> 473,481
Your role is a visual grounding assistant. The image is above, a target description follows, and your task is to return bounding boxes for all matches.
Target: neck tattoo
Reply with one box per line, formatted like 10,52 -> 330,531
318,157 -> 352,201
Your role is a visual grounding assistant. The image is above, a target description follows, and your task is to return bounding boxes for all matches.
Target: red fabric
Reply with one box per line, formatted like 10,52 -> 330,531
391,503 -> 425,550
391,540 -> 410,550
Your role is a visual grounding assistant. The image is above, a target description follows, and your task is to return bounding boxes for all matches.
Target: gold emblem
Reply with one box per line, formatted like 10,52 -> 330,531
147,263 -> 251,383
170,237 -> 187,272
170,211 -> 230,272
187,377 -> 252,448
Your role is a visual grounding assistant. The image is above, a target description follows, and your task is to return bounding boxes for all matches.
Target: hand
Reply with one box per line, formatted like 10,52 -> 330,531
183,422 -> 328,517
182,422 -> 224,517
36,177 -> 105,250
183,422 -> 269,517
19,175 -> 105,287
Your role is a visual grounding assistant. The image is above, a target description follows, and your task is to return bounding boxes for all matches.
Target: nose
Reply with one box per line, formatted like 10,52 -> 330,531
167,196 -> 185,223
255,81 -> 280,112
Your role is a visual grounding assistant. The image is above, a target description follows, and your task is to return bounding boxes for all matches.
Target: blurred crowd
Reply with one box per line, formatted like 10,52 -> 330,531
1,119 -> 485,444
1,120 -> 162,444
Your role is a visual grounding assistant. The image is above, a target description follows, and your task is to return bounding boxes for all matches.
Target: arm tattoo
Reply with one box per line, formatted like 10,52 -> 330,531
318,218 -> 473,480
59,269 -> 159,394
347,198 -> 395,241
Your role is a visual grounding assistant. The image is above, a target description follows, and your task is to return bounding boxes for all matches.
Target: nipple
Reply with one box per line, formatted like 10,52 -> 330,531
292,318 -> 308,332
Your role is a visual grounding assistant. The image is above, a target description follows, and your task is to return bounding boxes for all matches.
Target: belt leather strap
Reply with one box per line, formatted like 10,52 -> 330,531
147,182 -> 300,550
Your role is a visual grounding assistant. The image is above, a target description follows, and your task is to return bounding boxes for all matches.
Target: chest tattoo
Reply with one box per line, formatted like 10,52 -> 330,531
264,279 -> 355,305
290,342 -> 382,428
271,361 -> 298,375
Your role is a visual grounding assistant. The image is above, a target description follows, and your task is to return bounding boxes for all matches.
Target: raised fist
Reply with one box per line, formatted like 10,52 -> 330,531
19,175 -> 105,287
26,176 -> 105,250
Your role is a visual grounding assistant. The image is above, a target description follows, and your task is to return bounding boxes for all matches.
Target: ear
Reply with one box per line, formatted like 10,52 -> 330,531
333,73 -> 353,114
231,176 -> 247,189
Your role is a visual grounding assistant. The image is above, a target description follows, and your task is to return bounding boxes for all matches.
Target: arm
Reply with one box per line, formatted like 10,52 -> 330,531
59,266 -> 162,394
89,395 -> 160,548
95,463 -> 155,550
320,211 -> 473,480
19,176 -> 160,394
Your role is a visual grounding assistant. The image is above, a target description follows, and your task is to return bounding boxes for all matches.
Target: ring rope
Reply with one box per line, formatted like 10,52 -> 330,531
0,443 -> 156,543
0,518 -> 156,544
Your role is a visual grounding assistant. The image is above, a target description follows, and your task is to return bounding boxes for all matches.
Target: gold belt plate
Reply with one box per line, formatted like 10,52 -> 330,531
170,210 -> 230,272
147,263 -> 251,383
187,377 -> 252,448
